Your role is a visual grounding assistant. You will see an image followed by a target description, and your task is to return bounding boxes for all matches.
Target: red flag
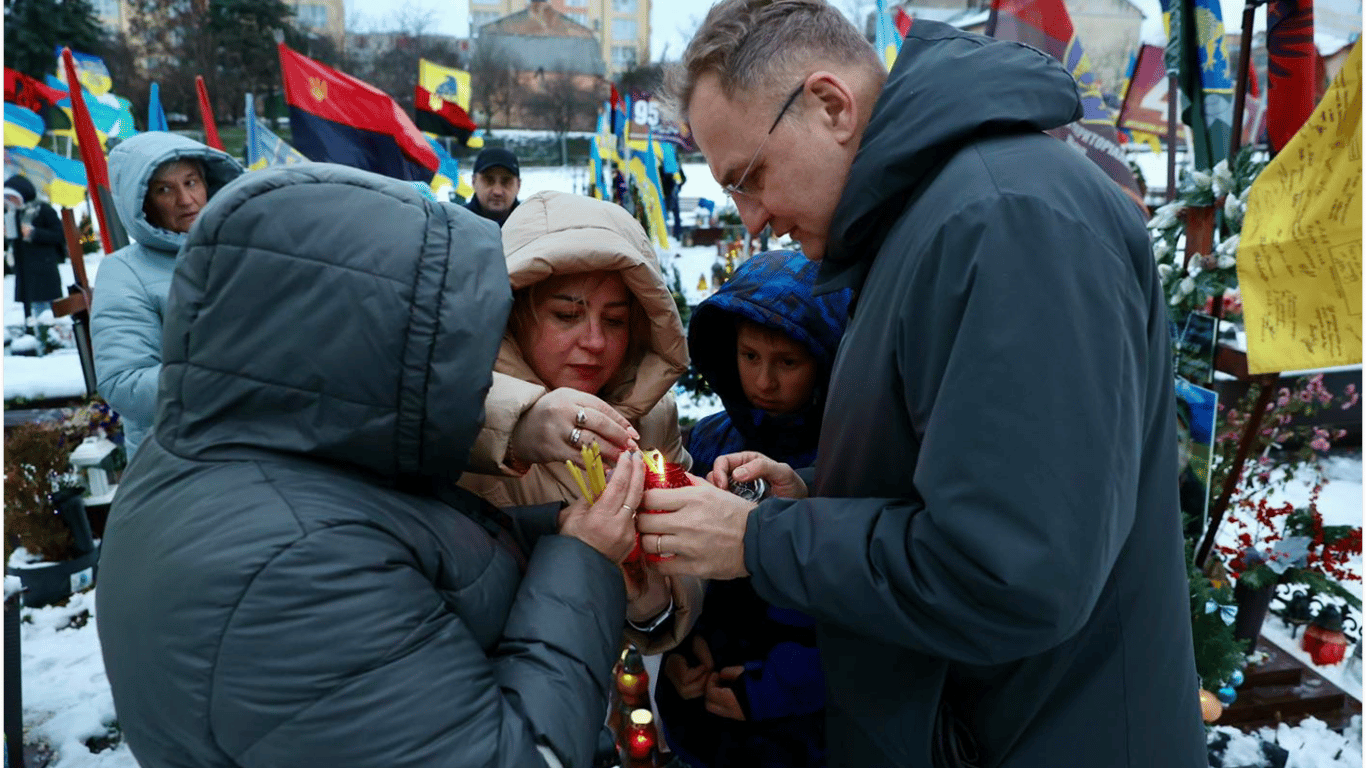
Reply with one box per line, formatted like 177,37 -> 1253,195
1265,0 -> 1316,151
894,7 -> 913,37
195,76 -> 224,150
4,68 -> 66,112
279,44 -> 437,180
60,48 -> 125,253
414,85 -> 477,141
1117,44 -> 1170,137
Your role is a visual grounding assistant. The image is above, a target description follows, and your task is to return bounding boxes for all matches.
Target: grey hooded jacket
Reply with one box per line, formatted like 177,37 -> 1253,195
96,164 -> 627,768
90,131 -> 242,458
742,23 -> 1204,767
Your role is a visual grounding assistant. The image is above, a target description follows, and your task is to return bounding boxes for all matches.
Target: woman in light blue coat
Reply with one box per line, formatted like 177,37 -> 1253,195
91,132 -> 243,458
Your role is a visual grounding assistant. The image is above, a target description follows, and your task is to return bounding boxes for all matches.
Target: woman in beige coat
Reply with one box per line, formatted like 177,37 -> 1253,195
460,190 -> 700,652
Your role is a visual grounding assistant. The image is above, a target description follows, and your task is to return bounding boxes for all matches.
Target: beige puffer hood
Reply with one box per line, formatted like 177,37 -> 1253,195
497,190 -> 688,419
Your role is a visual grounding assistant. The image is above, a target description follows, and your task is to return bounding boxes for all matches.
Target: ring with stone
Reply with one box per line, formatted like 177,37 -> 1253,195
576,407 -> 587,427
570,427 -> 582,446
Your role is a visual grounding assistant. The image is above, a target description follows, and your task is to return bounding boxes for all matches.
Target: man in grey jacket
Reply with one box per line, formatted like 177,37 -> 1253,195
90,131 -> 243,458
637,2 -> 1204,766
97,163 -> 647,768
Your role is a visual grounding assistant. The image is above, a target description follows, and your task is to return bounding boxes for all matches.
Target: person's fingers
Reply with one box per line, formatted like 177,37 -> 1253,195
582,394 -> 641,442
693,635 -> 714,670
717,665 -> 744,682
638,486 -> 706,516
706,467 -> 728,489
595,451 -> 644,514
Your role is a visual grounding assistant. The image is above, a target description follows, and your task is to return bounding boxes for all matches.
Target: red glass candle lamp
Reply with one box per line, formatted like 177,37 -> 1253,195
616,646 -> 650,708
1302,605 -> 1350,666
637,448 -> 690,563
626,708 -> 658,761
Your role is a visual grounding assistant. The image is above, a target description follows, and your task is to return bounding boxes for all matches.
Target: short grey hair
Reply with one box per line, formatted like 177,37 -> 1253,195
667,0 -> 882,122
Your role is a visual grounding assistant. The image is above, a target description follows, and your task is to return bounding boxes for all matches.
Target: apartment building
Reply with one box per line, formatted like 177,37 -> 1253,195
469,0 -> 649,76
91,0 -> 345,54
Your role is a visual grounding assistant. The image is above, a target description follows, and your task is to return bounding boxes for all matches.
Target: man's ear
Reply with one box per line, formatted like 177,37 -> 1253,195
805,71 -> 860,145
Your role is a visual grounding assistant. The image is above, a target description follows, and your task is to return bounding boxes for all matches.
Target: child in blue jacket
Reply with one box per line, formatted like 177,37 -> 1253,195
658,250 -> 851,768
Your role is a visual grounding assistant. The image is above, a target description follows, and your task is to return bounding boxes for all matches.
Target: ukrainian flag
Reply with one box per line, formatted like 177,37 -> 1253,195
626,134 -> 671,248
54,47 -> 114,95
246,117 -> 309,171
875,0 -> 903,71
4,103 -> 44,148
4,144 -> 87,207
44,75 -> 131,147
423,133 -> 473,200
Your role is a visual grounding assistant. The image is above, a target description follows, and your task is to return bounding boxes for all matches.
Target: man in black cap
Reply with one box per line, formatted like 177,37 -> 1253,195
466,147 -> 521,225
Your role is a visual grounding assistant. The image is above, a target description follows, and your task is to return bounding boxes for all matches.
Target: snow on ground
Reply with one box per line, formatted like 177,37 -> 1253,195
13,459 -> 1362,768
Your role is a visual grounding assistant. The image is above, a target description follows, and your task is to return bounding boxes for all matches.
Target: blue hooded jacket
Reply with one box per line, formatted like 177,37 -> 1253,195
658,250 -> 850,768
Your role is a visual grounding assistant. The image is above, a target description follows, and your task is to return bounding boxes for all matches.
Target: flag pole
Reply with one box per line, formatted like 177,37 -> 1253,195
196,75 -> 224,150
1228,0 -> 1263,161
60,48 -> 124,254
1166,74 -> 1179,202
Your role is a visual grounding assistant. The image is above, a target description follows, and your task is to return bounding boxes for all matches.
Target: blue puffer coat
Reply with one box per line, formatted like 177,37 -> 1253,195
90,132 -> 242,458
658,250 -> 850,768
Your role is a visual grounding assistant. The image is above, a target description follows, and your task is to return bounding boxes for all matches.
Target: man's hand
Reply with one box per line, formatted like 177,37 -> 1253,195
510,388 -> 640,467
707,451 -> 807,499
635,478 -> 754,580
663,636 -> 714,700
706,667 -> 747,721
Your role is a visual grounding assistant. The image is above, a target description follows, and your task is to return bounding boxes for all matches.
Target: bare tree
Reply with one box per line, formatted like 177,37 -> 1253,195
524,66 -> 600,163
469,39 -> 521,129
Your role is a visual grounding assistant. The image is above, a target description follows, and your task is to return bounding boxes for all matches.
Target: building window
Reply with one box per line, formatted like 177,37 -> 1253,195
612,45 -> 637,68
612,18 -> 637,41
566,11 -> 588,26
295,2 -> 328,29
612,0 -> 637,12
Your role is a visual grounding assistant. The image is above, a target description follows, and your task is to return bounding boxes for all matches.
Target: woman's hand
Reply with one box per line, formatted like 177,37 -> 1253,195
510,388 -> 640,466
559,452 -> 644,563
706,451 -> 808,499
663,636 -> 714,700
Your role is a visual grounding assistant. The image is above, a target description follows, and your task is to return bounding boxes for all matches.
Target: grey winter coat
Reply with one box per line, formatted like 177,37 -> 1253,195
90,131 -> 242,458
742,23 -> 1205,768
96,164 -> 628,768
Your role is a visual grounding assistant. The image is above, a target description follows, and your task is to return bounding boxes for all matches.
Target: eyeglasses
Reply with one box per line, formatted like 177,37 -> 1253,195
723,80 -> 806,200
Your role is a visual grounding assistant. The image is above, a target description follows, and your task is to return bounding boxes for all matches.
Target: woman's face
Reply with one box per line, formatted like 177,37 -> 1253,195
520,271 -> 632,394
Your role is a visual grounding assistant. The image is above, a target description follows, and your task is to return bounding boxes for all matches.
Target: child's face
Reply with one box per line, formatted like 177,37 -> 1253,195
736,323 -> 818,415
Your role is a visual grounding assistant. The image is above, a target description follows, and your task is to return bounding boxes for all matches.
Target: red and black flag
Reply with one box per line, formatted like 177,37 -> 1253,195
4,67 -> 72,132
415,58 -> 477,145
279,44 -> 438,182
1265,0 -> 1317,152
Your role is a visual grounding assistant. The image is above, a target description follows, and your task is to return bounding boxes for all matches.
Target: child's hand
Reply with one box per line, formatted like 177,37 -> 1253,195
705,667 -> 747,721
664,635 -> 714,700
707,451 -> 807,499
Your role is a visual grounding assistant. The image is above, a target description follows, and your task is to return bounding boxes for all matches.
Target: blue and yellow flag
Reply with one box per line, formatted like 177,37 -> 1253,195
589,107 -> 611,200
44,75 -> 133,147
626,133 -> 671,247
53,47 -> 113,95
247,119 -> 309,171
423,134 -> 472,199
4,144 -> 87,207
875,0 -> 904,70
1158,0 -> 1234,169
4,103 -> 44,148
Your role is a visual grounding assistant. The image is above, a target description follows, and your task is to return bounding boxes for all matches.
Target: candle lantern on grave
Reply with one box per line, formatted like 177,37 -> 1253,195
1302,604 -> 1351,666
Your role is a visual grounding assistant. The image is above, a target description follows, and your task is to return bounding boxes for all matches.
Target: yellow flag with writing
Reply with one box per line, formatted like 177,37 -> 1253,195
1236,42 -> 1362,373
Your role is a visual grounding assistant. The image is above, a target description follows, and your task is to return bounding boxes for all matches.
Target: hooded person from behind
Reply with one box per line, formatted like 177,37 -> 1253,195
96,163 -> 643,768
90,131 -> 243,458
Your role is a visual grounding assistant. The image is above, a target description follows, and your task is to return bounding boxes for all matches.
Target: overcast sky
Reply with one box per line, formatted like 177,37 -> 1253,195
342,0 -> 1301,62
